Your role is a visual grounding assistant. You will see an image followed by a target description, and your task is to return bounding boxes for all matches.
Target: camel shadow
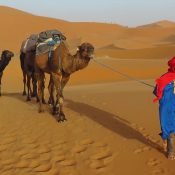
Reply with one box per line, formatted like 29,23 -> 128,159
3,92 -> 33,102
66,99 -> 164,154
2,92 -> 53,115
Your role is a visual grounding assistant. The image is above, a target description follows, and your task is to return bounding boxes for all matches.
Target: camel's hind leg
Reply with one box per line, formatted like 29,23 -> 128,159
26,74 -> 32,101
0,72 -> 3,96
23,71 -> 27,96
35,72 -> 45,113
31,73 -> 37,98
20,52 -> 27,96
52,72 -> 66,122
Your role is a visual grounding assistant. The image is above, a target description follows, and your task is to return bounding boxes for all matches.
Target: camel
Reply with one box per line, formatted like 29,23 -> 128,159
20,50 -> 37,100
35,42 -> 94,122
20,35 -> 39,101
0,50 -> 14,96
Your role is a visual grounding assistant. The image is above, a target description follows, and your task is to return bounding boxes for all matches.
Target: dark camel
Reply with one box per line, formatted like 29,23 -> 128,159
20,40 -> 39,101
35,42 -> 94,122
0,50 -> 14,96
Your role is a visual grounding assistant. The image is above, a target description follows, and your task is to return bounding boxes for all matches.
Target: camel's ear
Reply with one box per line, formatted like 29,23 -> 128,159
76,46 -> 80,51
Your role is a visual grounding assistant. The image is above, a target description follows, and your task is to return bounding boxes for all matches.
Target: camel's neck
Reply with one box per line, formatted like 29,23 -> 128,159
52,43 -> 90,75
63,52 -> 90,74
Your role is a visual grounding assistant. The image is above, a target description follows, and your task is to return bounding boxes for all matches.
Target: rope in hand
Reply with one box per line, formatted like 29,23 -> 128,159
93,59 -> 155,88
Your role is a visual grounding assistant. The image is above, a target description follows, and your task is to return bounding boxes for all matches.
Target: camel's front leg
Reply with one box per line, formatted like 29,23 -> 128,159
52,72 -> 66,122
60,74 -> 70,97
48,75 -> 54,105
0,72 -> 3,96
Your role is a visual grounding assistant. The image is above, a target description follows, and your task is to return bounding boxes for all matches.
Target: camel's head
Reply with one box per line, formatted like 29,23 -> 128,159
77,43 -> 94,60
1,50 -> 14,60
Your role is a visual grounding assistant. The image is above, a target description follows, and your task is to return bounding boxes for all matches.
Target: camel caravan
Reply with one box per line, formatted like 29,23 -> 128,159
0,29 -> 94,122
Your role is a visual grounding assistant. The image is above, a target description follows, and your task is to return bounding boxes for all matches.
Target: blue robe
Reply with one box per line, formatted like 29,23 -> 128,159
159,81 -> 175,139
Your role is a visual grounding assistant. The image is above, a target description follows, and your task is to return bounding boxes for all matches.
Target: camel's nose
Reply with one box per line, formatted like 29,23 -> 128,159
11,52 -> 14,57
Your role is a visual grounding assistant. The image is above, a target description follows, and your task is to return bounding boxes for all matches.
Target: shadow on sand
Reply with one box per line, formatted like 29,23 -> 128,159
66,99 -> 164,154
1,93 -> 164,154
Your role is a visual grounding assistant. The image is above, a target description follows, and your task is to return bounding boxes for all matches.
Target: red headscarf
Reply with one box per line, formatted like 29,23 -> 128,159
154,56 -> 175,102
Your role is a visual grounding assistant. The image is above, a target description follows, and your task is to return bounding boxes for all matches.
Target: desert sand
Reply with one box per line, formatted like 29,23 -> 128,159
0,5 -> 175,175
0,56 -> 174,175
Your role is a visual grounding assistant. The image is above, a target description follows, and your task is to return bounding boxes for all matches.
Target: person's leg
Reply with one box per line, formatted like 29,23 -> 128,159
162,139 -> 167,152
167,133 -> 175,160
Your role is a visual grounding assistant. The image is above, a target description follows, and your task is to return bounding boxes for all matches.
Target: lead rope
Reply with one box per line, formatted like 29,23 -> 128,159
93,59 -> 155,88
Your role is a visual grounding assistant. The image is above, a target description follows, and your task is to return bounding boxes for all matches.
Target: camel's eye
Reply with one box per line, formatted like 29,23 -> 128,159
88,47 -> 94,52
79,47 -> 85,52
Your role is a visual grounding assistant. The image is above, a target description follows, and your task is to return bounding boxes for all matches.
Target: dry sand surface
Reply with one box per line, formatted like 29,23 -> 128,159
0,56 -> 175,175
1,5 -> 175,175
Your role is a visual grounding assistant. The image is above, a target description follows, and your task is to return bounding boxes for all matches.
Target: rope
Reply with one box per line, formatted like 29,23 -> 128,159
93,59 -> 155,88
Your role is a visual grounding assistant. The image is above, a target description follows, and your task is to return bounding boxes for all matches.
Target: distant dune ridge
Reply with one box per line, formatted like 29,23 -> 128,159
1,6 -> 175,58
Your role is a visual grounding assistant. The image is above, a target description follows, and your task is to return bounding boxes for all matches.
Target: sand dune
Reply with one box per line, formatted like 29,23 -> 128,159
1,6 -> 175,57
96,45 -> 175,59
0,6 -> 125,51
138,20 -> 175,28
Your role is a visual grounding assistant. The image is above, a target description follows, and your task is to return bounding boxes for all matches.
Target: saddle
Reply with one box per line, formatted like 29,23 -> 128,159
36,29 -> 66,60
20,34 -> 38,54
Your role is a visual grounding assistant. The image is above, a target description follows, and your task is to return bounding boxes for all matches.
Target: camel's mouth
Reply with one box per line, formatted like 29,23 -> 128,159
8,52 -> 14,58
2,50 -> 14,59
89,54 -> 94,59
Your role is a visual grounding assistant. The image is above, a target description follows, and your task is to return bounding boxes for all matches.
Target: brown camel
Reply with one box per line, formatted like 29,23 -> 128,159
35,42 -> 94,122
0,50 -> 14,96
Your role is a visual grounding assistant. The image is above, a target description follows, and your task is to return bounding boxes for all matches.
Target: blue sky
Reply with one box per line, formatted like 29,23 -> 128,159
0,0 -> 175,26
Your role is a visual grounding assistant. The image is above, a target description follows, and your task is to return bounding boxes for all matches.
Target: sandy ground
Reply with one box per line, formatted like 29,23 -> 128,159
0,56 -> 174,175
1,6 -> 175,175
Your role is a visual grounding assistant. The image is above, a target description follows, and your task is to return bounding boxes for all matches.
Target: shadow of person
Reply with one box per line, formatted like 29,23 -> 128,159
66,99 -> 164,154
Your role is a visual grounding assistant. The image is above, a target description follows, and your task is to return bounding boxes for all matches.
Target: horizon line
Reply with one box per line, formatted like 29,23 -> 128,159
1,5 -> 175,28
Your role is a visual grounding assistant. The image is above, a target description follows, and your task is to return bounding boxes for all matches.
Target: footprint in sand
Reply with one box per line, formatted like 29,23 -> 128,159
147,158 -> 161,167
14,159 -> 30,168
94,142 -> 108,147
0,145 -> 8,152
15,149 -> 30,157
21,153 -> 38,160
131,123 -> 145,132
151,168 -> 167,175
90,148 -> 112,160
34,162 -> 52,172
134,146 -> 151,154
59,159 -> 76,166
79,138 -> 94,145
53,155 -> 66,163
28,160 -> 41,168
72,145 -> 87,153
88,147 -> 112,170
37,147 -> 51,154
23,143 -> 39,149
89,160 -> 105,169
